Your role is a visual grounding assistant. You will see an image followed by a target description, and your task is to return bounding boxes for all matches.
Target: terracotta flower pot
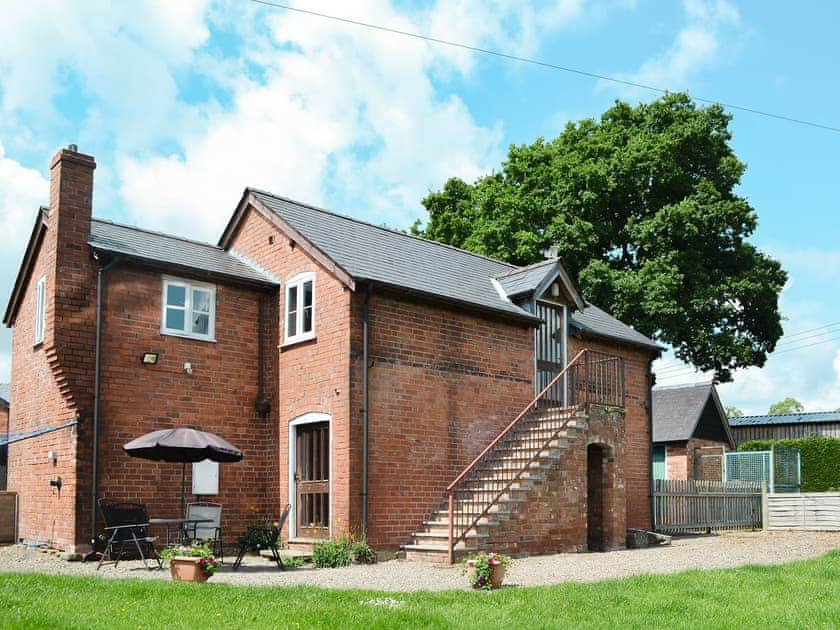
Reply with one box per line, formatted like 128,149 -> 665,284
170,556 -> 211,582
466,559 -> 506,590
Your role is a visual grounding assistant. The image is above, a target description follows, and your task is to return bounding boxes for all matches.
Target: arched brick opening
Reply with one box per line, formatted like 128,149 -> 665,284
586,442 -> 614,551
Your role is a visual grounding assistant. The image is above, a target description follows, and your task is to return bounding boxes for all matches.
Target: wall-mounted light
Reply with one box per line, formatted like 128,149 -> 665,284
551,282 -> 560,297
141,352 -> 159,365
47,450 -> 57,464
184,362 -> 193,375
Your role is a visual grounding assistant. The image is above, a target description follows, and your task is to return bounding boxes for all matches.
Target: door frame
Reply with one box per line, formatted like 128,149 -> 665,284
288,412 -> 332,540
533,299 -> 568,403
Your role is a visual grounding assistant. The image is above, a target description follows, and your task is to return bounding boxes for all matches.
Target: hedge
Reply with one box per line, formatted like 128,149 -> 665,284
739,435 -> 840,492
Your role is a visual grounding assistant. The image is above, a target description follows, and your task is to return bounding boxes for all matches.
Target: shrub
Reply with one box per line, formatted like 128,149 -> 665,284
312,539 -> 352,568
350,539 -> 376,565
739,436 -> 840,492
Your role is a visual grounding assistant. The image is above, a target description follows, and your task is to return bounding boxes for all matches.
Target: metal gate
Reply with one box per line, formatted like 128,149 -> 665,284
725,448 -> 801,492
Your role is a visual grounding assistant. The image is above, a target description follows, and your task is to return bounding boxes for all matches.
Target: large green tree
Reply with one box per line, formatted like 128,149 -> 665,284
417,93 -> 786,381
768,398 -> 805,415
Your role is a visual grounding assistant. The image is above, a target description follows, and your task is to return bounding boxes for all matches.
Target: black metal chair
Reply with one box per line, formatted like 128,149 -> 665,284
97,498 -> 161,570
186,501 -> 223,561
233,503 -> 291,571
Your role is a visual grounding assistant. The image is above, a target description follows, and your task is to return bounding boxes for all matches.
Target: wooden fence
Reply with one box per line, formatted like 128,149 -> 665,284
653,479 -> 763,532
765,492 -> 840,531
0,492 -> 17,544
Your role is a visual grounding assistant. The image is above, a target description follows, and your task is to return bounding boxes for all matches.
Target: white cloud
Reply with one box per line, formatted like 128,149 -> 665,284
604,0 -> 740,96
0,143 -> 51,382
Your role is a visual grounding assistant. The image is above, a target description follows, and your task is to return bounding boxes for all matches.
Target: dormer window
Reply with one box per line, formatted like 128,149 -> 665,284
285,272 -> 315,344
161,276 -> 216,342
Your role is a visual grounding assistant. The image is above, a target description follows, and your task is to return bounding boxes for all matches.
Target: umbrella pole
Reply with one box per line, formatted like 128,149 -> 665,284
181,462 -> 186,519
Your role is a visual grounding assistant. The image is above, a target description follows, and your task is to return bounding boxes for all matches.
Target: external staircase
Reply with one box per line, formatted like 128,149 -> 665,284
402,349 -> 624,563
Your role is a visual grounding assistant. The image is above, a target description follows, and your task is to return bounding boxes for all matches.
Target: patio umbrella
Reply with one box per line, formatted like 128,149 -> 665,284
123,427 -> 243,516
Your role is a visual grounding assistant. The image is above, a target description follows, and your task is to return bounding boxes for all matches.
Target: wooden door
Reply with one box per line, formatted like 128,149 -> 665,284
535,301 -> 566,403
295,422 -> 329,538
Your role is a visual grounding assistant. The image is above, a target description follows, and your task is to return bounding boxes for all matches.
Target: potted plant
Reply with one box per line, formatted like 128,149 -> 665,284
464,552 -> 510,590
161,541 -> 222,582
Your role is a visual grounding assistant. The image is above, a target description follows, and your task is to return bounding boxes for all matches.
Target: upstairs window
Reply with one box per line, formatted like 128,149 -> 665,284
34,276 -> 46,345
161,277 -> 216,341
285,273 -> 315,344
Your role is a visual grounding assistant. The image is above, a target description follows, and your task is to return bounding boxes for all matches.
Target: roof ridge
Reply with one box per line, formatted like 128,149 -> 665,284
653,381 -> 714,391
494,257 -> 557,279
248,188 -> 518,270
737,410 -> 839,419
91,217 -> 225,251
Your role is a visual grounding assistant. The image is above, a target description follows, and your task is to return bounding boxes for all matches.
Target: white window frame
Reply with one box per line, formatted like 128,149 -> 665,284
284,272 -> 316,345
34,275 -> 46,345
160,276 -> 216,342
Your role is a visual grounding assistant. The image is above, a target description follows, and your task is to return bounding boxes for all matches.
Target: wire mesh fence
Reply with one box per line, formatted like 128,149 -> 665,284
724,448 -> 801,492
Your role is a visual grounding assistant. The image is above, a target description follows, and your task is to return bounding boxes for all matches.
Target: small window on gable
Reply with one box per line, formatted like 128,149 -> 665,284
34,276 -> 46,345
285,272 -> 315,344
161,277 -> 216,341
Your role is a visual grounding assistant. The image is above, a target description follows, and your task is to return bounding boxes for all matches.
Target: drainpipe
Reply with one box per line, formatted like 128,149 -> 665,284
91,255 -> 119,546
647,358 -> 655,531
361,281 -> 372,536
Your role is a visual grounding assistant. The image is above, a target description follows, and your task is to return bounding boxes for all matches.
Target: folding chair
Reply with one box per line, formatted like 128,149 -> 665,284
97,498 -> 161,570
186,501 -> 223,561
233,503 -> 291,571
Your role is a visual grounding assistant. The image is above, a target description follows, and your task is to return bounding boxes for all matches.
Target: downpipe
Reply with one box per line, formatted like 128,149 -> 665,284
361,282 -> 372,536
89,255 -> 119,553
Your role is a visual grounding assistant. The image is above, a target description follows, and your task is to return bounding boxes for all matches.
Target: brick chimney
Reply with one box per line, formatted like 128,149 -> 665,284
50,144 -> 96,259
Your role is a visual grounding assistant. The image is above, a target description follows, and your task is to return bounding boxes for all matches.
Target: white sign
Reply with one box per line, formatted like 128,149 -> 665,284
192,459 -> 219,495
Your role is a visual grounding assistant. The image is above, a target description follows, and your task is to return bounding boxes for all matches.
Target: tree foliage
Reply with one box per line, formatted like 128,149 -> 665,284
725,406 -> 744,418
768,397 -> 805,416
417,94 -> 786,381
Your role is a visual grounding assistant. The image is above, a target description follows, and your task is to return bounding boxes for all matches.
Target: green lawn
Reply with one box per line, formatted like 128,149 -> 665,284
1,551 -> 838,629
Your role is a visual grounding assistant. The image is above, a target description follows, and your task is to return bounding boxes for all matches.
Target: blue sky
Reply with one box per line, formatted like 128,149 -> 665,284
1,0 -> 838,414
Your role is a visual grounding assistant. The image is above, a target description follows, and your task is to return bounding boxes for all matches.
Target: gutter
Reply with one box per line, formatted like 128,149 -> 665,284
91,255 -> 120,546
361,282 -> 372,535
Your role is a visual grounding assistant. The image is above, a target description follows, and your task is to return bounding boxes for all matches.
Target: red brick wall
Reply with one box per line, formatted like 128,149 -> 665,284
95,265 -> 277,543
6,148 -> 94,550
665,443 -> 688,480
664,438 -> 728,481
0,405 -> 8,438
226,206 -> 352,540
350,288 -> 534,549
488,405 -> 627,557
569,333 -> 655,531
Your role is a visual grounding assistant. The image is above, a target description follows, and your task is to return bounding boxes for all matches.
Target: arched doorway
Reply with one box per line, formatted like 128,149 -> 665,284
586,443 -> 612,551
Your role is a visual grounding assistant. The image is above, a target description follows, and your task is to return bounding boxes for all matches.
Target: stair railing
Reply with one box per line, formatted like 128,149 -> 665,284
445,348 -> 625,563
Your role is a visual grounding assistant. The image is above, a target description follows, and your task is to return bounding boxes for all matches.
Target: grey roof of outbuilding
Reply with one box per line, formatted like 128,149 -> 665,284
728,410 -> 840,427
0,383 -> 9,407
250,190 -> 535,321
570,303 -> 662,351
652,382 -> 714,442
89,219 -> 276,286
495,260 -> 557,298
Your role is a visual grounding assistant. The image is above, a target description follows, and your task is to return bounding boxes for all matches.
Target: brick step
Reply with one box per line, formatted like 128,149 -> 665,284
422,518 -> 499,529
411,531 -> 488,542
461,480 -> 533,493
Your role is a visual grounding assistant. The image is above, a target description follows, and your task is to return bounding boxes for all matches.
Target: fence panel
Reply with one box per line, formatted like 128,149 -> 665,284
766,492 -> 840,531
0,492 -> 17,544
653,479 -> 763,533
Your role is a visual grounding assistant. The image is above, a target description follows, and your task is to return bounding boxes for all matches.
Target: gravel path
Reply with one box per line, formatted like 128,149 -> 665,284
1,531 -> 837,592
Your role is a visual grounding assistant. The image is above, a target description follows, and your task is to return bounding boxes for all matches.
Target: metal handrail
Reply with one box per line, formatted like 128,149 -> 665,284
444,348 -> 625,563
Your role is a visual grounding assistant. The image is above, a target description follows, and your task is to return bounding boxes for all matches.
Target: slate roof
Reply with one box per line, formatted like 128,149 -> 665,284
652,382 -> 715,442
570,303 -> 662,351
0,383 -> 9,407
728,411 -> 840,427
249,190 -> 534,321
89,219 -> 276,286
495,260 -> 558,298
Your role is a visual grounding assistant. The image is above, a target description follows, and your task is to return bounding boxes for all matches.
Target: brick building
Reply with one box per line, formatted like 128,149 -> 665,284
652,382 -> 735,481
4,146 -> 661,560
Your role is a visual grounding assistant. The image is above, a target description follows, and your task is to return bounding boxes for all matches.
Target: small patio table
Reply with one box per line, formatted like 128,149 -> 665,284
149,517 -> 214,547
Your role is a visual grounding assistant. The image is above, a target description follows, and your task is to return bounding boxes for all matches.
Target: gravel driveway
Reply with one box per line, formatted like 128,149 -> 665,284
1,530 -> 837,592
